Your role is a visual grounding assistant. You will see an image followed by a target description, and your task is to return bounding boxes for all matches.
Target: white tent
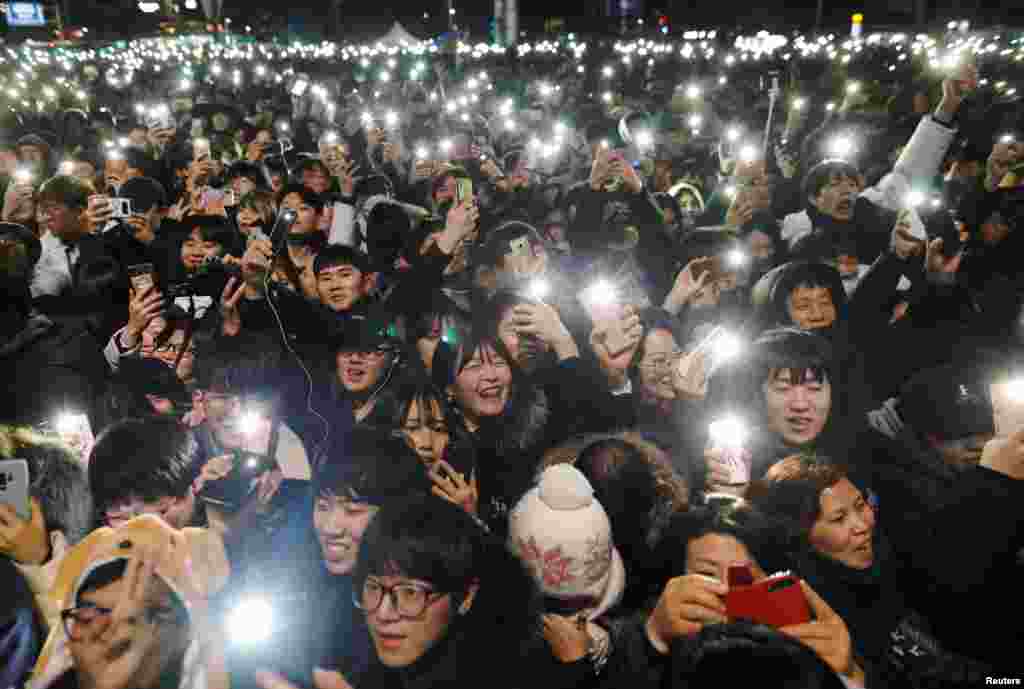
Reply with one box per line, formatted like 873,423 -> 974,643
378,22 -> 423,47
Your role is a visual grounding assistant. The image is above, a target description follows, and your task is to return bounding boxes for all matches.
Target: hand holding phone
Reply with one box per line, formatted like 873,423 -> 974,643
0,459 -> 50,565
646,574 -> 728,652
725,566 -> 812,628
0,459 -> 30,521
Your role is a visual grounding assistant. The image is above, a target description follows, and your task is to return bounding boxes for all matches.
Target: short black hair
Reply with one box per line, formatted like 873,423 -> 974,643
192,332 -> 285,404
312,427 -> 430,504
353,494 -> 483,594
37,175 -> 93,209
654,496 -> 793,581
87,418 -> 201,517
313,244 -> 371,276
750,328 -> 834,388
801,160 -> 861,201
183,215 -> 237,248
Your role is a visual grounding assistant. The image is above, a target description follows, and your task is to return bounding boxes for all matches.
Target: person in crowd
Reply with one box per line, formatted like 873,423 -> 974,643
220,428 -> 432,689
87,417 -> 207,530
347,494 -> 570,689
541,433 -> 689,606
4,31 -> 1024,689
31,515 -> 229,689
747,452 -> 1024,681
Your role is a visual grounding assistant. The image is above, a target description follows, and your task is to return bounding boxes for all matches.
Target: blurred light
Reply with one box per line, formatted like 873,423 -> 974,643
686,84 -> 701,99
583,279 -> 617,307
828,135 -> 855,158
708,415 -> 748,448
739,145 -> 758,162
635,130 -> 653,148
527,279 -> 550,301
726,127 -> 741,142
228,598 -> 273,646
905,190 -> 926,207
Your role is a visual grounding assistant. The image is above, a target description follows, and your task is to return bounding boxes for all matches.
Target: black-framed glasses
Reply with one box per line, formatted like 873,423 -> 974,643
61,603 -> 113,640
61,601 -> 187,640
353,578 -> 446,618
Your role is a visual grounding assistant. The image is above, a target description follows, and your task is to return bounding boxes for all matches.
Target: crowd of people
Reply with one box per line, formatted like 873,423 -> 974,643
1,28 -> 1024,689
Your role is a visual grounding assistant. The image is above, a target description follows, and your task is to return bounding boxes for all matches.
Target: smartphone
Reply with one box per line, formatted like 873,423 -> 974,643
455,178 -> 473,204
726,566 -> 812,628
127,263 -> 155,294
708,415 -> 751,484
200,188 -> 225,208
110,197 -> 133,219
0,459 -> 30,521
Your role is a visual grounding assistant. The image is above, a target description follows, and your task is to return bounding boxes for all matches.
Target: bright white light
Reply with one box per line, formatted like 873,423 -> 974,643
635,130 -> 654,148
739,145 -> 758,163
228,598 -> 273,645
504,119 -> 516,131
416,147 -> 429,159
905,190 -> 926,207
846,81 -> 861,94
602,66 -> 614,78
1005,378 -> 1024,402
686,84 -> 701,99
439,138 -> 453,153
527,279 -> 550,301
237,411 -> 262,436
726,249 -> 747,268
385,111 -> 398,127
55,412 -> 85,437
724,185 -> 737,199
602,91 -> 613,103
583,280 -> 617,307
138,1 -> 160,12
539,82 -> 553,97
793,97 -> 806,110
829,135 -> 854,158
688,114 -> 703,128
726,127 -> 741,143
445,101 -> 457,113
1000,134 -> 1015,144
826,102 -> 836,112
708,415 -> 748,448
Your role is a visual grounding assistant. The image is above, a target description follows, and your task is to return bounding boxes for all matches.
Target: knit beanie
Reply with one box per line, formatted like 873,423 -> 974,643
508,465 -> 625,619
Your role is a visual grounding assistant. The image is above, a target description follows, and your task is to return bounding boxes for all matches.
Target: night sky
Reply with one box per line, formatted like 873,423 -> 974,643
48,0 -> 1011,42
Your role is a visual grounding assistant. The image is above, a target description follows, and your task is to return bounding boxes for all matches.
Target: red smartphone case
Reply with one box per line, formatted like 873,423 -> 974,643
725,571 -> 812,628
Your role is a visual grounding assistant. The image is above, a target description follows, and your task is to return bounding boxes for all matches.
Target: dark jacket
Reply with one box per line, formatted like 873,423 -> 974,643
0,557 -> 45,689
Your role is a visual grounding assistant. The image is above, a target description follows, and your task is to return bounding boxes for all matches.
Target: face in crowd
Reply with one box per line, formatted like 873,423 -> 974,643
762,368 -> 832,447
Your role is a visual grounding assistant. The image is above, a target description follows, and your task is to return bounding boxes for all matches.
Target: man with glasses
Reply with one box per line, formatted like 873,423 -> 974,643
219,428 -> 431,689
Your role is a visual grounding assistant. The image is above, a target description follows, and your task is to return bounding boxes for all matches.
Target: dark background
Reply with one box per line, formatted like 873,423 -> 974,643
16,0 -> 1020,43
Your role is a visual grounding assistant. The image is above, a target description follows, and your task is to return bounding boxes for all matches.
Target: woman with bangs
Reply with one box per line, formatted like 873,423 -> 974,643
388,379 -> 480,518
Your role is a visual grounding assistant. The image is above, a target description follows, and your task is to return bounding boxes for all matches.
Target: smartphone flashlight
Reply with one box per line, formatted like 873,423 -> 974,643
828,135 -> 855,159
582,279 -> 617,307
726,249 -> 747,268
14,168 -> 34,185
904,190 -> 926,208
708,415 -> 748,449
739,145 -> 759,163
227,596 -> 274,646
527,278 -> 550,301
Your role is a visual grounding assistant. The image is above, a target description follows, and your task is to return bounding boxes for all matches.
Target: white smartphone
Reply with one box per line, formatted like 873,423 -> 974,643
0,459 -> 31,521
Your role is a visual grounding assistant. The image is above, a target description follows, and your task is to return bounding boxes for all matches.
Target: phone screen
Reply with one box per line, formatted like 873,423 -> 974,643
0,459 -> 30,521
